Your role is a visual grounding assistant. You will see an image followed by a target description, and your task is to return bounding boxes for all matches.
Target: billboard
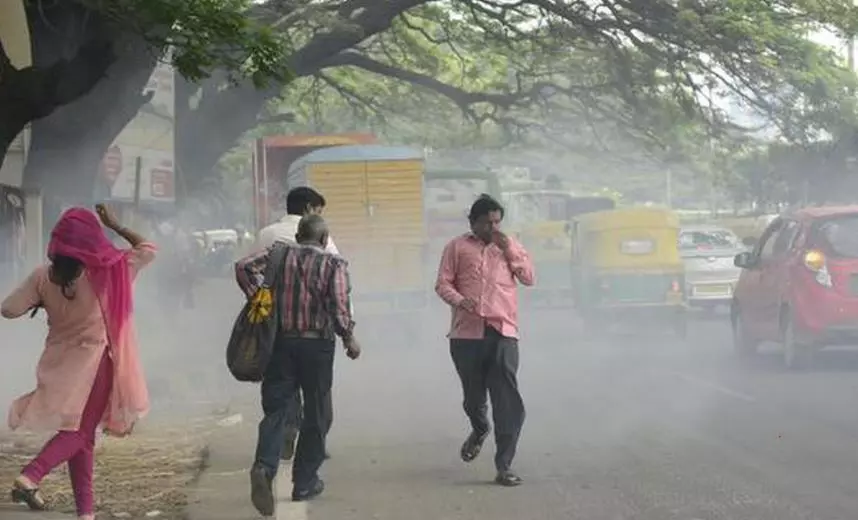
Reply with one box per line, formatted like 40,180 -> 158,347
101,57 -> 176,204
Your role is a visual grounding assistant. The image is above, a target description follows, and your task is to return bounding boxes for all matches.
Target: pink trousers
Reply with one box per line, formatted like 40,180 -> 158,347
22,351 -> 113,516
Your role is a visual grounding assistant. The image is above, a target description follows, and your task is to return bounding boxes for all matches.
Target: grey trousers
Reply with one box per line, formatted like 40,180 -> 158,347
450,325 -> 526,472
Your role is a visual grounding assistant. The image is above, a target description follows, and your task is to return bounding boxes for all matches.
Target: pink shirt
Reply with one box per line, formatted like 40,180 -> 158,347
435,233 -> 535,339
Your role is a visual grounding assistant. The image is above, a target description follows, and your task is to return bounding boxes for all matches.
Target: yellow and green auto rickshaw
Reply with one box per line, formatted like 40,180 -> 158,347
502,190 -> 615,307
569,207 -> 688,338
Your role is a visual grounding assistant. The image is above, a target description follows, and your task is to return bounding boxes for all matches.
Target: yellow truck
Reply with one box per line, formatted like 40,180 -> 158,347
286,145 -> 428,338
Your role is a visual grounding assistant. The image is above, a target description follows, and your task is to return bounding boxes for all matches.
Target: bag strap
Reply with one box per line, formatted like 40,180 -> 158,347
262,242 -> 289,289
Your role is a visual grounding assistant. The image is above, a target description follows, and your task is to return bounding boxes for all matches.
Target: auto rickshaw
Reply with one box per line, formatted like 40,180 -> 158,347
502,191 -> 615,307
569,207 -> 688,338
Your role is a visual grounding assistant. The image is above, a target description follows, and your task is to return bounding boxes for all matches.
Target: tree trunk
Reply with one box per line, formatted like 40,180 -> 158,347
23,4 -> 158,212
0,113 -> 26,173
173,0 -> 423,197
175,78 -> 273,197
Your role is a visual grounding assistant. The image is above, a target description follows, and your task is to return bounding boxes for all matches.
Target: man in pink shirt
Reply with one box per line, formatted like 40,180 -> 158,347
435,194 -> 535,487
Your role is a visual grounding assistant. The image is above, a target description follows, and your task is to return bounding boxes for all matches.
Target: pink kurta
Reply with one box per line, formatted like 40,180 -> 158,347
2,243 -> 156,432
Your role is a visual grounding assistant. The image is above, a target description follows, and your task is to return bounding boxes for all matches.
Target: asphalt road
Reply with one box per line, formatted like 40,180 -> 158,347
281,307 -> 858,520
10,277 -> 858,519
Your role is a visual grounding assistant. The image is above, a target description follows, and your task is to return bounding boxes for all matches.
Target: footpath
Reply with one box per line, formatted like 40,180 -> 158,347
0,504 -> 70,519
186,409 -> 308,520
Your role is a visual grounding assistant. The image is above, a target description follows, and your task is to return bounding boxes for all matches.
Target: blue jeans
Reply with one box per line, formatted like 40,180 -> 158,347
254,335 -> 335,489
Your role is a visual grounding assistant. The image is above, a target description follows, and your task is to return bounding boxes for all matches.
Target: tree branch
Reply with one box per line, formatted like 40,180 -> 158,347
0,37 -> 13,78
258,112 -> 296,125
322,51 -> 538,113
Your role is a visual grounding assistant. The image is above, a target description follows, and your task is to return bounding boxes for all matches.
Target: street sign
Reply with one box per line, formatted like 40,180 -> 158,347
102,145 -> 123,185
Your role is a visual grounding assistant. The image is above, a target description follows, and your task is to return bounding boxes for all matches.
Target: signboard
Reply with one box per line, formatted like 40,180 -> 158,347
103,54 -> 176,204
107,146 -> 175,200
262,133 -> 376,148
101,144 -> 123,186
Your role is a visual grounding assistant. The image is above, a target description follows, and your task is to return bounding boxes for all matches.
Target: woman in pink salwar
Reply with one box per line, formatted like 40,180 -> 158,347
1,204 -> 155,520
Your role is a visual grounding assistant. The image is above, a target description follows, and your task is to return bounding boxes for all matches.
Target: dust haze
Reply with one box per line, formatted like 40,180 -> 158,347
0,235 -> 732,457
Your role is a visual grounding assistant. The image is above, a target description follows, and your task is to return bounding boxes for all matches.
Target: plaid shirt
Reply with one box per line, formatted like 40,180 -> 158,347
235,242 -> 355,339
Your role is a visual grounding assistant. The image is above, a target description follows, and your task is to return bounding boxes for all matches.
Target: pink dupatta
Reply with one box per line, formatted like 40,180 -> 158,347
48,208 -> 149,435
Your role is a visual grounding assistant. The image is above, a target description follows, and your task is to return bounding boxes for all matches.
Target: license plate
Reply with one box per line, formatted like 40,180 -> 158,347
693,284 -> 731,296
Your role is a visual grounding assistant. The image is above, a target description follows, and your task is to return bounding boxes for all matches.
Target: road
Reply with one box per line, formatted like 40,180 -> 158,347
10,276 -> 858,519
262,308 -> 858,520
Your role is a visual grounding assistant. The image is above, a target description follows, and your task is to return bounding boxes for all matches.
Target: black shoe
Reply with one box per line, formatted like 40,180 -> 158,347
250,466 -> 275,516
494,470 -> 523,487
460,429 -> 489,463
292,478 -> 325,502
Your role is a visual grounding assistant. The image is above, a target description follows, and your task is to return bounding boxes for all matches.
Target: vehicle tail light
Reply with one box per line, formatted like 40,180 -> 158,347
803,249 -> 832,288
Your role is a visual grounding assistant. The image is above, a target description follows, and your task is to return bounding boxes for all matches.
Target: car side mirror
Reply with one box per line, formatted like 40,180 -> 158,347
741,236 -> 757,248
734,251 -> 756,269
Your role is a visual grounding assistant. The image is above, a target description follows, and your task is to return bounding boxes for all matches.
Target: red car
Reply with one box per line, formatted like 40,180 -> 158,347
732,207 -> 858,369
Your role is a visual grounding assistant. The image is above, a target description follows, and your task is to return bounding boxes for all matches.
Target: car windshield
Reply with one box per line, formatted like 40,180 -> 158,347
679,230 -> 737,250
816,215 -> 858,257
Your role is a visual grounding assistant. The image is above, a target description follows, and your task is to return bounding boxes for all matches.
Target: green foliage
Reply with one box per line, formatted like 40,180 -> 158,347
194,0 -> 858,206
79,0 -> 292,86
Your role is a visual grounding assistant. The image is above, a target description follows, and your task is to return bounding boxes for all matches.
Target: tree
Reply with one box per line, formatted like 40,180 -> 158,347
172,0 -> 858,197
13,0 -> 858,206
1,0 -> 290,198
0,15 -> 112,173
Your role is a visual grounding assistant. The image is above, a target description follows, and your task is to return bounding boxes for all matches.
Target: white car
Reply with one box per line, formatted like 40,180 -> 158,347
679,226 -> 746,311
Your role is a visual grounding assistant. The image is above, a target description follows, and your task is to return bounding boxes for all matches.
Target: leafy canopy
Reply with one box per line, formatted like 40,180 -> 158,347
78,0 -> 293,85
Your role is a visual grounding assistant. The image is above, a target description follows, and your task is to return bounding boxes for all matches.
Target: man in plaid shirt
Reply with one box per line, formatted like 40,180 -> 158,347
235,215 -> 361,514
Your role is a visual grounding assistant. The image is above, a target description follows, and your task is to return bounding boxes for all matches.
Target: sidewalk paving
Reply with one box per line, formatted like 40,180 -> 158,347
186,415 -> 258,520
186,409 -> 307,520
0,503 -> 71,519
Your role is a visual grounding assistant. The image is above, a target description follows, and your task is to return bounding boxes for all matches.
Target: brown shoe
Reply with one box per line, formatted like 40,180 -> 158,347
11,479 -> 48,510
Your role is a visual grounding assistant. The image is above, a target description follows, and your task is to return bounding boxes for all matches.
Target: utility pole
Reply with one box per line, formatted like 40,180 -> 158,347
849,1 -> 856,92
707,81 -> 717,216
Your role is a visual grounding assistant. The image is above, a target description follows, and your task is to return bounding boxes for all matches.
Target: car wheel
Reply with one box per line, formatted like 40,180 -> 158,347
731,305 -> 758,357
783,314 -> 812,371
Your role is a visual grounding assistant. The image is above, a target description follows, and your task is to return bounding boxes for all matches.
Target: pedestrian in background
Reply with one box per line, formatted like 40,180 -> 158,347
235,214 -> 360,516
255,187 -> 339,254
2,204 -> 155,520
435,194 -> 535,487
253,186 -> 339,461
